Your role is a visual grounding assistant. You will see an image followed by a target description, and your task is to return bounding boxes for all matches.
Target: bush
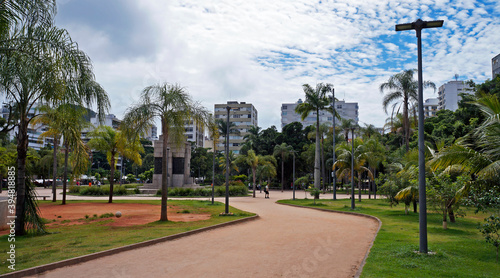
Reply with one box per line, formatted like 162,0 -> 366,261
229,180 -> 245,187
156,185 -> 248,197
79,185 -> 129,196
69,185 -> 81,193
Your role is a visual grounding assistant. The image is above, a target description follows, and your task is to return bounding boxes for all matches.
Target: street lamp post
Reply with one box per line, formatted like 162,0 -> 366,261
292,150 -> 296,200
350,127 -> 355,210
225,106 -> 231,214
396,18 -> 444,254
332,88 -> 337,200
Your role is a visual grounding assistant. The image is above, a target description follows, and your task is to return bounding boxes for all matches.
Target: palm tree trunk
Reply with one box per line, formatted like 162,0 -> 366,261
252,167 -> 256,198
281,154 -> 285,192
160,122 -> 169,221
358,171 -> 362,202
321,139 -> 326,193
62,142 -> 69,205
52,136 -> 59,202
403,97 -> 409,152
374,168 -> 377,200
15,117 -> 29,236
109,151 -> 116,204
314,110 -> 321,189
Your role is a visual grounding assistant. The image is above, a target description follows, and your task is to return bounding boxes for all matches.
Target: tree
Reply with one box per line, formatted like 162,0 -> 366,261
479,215 -> 500,263
32,104 -> 91,204
395,184 -> 419,214
236,150 -> 260,197
334,138 -> 373,202
122,83 -> 210,221
216,119 -> 240,153
243,125 -> 261,154
256,155 -> 277,190
295,83 -> 333,189
0,4 -> 110,235
273,143 -> 293,192
87,126 -> 143,203
364,138 -> 386,199
380,69 -> 435,152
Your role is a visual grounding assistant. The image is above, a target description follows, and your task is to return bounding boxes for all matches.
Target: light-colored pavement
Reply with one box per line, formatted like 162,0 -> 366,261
20,188 -> 379,278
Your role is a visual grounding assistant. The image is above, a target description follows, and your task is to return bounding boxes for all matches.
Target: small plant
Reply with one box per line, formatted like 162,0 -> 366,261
61,220 -> 71,224
57,216 -> 62,218
85,214 -> 89,219
99,213 -> 115,218
479,215 -> 500,263
178,209 -> 190,214
307,186 -> 322,205
93,214 -> 98,218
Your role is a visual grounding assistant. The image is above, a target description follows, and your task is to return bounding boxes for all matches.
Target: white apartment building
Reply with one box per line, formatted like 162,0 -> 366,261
424,98 -> 439,118
214,101 -> 258,154
281,99 -> 359,129
184,120 -> 204,148
493,53 -> 500,79
437,81 -> 473,112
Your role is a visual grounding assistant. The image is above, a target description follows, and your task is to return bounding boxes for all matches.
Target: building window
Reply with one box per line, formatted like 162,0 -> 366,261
282,111 -> 287,116
283,105 -> 287,110
337,105 -> 342,109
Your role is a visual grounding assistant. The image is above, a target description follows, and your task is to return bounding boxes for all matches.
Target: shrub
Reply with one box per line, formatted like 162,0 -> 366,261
79,185 -> 129,196
69,185 -> 80,193
156,185 -> 248,197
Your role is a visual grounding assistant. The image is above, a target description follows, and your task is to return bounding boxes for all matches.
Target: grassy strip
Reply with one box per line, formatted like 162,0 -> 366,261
0,200 -> 254,274
278,198 -> 499,278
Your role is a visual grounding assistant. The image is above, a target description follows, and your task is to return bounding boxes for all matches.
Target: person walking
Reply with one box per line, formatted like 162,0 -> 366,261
264,184 -> 269,199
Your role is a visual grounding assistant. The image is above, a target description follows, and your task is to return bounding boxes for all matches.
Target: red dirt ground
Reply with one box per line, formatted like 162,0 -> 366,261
40,202 -> 210,228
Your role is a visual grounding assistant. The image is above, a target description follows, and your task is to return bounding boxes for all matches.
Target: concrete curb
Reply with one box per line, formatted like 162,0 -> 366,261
1,215 -> 259,278
276,202 -> 382,278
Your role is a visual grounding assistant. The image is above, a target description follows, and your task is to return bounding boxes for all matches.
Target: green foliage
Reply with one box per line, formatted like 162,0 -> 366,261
479,215 -> 500,262
231,174 -> 247,182
126,173 -> 136,183
306,186 -> 322,204
156,185 -> 248,197
68,185 -> 80,193
79,185 -> 129,196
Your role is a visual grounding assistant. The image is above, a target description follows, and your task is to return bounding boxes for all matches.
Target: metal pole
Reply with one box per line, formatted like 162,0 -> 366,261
292,152 -> 296,200
225,106 -> 230,214
351,128 -> 355,210
416,24 -> 428,254
332,89 -> 337,200
212,149 -> 215,205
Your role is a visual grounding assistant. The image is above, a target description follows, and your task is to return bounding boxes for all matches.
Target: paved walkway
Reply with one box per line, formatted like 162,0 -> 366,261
23,189 -> 379,278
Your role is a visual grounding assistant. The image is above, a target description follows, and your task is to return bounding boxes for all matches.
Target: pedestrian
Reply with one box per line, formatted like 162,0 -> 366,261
265,184 -> 269,199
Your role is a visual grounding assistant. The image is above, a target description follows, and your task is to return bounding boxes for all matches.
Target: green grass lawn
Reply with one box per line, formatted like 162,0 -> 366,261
278,198 -> 499,278
0,200 -> 254,274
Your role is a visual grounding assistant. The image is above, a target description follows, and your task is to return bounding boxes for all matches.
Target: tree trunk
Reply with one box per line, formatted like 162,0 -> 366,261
109,151 -> 115,204
321,139 -> 326,194
374,168 -> 377,200
443,211 -> 448,229
403,96 -> 409,152
252,167 -> 256,198
62,142 -> 69,205
15,117 -> 29,236
160,121 -> 169,221
413,200 -> 417,213
52,136 -> 59,202
314,111 -> 321,189
405,206 -> 408,215
358,172 -> 362,202
448,208 -> 456,223
281,154 -> 284,192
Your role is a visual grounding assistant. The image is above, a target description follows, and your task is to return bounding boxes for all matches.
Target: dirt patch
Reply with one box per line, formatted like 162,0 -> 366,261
39,202 -> 211,228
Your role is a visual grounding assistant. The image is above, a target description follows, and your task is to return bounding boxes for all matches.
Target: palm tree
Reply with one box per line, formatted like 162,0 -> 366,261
0,8 -> 110,235
216,119 -> 240,153
339,118 -> 356,141
380,69 -> 435,152
334,138 -> 373,202
395,185 -> 419,214
122,83 -> 210,221
207,115 -> 219,204
87,126 -> 143,203
236,150 -> 261,197
430,95 -> 500,179
32,104 -> 92,204
256,155 -> 277,191
273,143 -> 293,192
218,151 -> 239,174
243,125 -> 261,153
308,123 -> 331,192
364,137 -> 386,199
295,83 -> 333,189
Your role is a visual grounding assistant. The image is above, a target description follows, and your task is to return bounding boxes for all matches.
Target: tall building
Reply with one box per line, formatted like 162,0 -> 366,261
184,120 -> 204,148
214,101 -> 258,154
437,81 -> 473,112
281,99 -> 359,129
493,53 -> 500,79
423,98 -> 439,118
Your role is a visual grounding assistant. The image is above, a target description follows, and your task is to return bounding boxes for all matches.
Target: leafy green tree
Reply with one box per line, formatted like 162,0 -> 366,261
395,183 -> 419,214
479,215 -> 500,263
122,83 -> 210,221
380,69 -> 435,152
236,150 -> 261,197
295,83 -> 333,189
256,155 -> 277,190
0,4 -> 110,235
126,174 -> 136,183
87,126 -> 143,203
273,143 -> 293,192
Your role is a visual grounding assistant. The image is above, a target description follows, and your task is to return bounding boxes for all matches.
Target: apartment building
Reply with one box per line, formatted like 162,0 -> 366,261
214,101 -> 258,154
493,53 -> 500,79
423,98 -> 439,118
281,99 -> 359,129
437,81 -> 473,112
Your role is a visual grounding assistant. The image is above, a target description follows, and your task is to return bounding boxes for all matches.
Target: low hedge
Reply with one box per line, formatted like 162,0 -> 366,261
74,185 -> 129,196
157,185 -> 248,197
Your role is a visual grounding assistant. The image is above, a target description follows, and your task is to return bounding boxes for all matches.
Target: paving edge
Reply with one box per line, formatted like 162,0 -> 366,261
1,214 -> 259,278
276,202 -> 382,278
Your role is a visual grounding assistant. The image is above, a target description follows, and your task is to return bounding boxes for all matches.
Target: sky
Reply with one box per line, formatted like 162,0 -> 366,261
54,0 -> 500,130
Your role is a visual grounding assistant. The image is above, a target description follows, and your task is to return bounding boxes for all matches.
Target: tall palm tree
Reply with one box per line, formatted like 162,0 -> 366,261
364,137 -> 386,199
273,143 -> 293,192
0,9 -> 110,235
308,123 -> 331,192
216,119 -> 240,153
243,125 -> 261,153
32,104 -> 92,204
236,150 -> 261,197
256,155 -> 277,191
87,126 -> 143,203
122,83 -> 210,221
334,138 -> 373,201
380,69 -> 435,152
295,83 -> 333,189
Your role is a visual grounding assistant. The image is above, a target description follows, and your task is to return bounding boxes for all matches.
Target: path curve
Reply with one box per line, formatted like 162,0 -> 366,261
26,190 -> 379,278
